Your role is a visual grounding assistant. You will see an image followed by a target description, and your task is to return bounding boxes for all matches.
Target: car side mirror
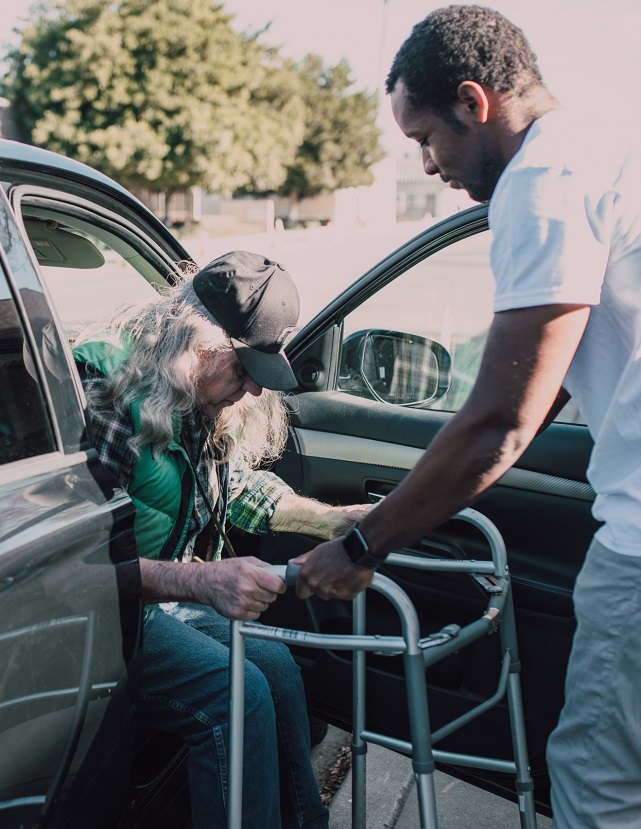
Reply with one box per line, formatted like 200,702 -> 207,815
339,329 -> 452,407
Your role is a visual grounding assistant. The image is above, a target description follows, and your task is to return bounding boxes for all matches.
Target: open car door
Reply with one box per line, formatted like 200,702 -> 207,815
250,204 -> 597,817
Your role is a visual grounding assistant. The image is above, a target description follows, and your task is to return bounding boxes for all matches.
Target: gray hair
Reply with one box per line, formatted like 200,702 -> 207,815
75,273 -> 289,467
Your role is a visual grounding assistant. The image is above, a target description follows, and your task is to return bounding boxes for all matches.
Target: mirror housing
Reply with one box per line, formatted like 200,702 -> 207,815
339,329 -> 452,407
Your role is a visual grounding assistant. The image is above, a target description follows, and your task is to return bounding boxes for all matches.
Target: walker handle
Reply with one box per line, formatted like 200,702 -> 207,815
285,562 -> 302,586
266,562 -> 301,587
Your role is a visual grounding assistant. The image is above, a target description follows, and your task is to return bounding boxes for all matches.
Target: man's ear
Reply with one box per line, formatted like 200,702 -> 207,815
456,81 -> 490,124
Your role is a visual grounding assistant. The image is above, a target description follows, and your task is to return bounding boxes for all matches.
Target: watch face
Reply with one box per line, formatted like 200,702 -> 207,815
343,526 -> 365,560
343,526 -> 379,569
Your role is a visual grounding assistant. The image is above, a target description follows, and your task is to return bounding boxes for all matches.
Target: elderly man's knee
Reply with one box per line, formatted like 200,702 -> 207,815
242,658 -> 277,723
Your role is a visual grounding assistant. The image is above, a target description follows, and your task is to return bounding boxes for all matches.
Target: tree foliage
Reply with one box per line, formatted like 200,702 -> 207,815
277,55 -> 384,200
2,0 -> 383,200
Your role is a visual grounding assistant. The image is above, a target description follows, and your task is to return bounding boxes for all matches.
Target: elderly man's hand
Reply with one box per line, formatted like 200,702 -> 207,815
194,557 -> 287,621
291,540 -> 375,601
321,504 -> 372,540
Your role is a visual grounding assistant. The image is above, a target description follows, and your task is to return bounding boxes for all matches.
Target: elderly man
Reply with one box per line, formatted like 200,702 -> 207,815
293,7 -> 641,829
74,251 -> 367,829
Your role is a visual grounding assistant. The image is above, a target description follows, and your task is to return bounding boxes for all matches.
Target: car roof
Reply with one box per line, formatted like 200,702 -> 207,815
0,138 -> 190,257
0,138 -> 142,203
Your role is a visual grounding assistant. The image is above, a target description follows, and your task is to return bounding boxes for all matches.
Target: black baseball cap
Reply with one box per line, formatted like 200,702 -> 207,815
192,251 -> 299,390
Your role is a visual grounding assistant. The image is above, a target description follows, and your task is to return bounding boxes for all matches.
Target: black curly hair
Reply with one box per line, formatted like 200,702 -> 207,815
386,5 -> 544,114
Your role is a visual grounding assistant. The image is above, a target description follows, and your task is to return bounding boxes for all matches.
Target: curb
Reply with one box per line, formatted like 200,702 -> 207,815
327,741 -> 415,828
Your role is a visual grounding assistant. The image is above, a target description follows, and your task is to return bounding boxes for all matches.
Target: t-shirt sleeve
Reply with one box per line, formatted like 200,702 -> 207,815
490,167 -> 611,312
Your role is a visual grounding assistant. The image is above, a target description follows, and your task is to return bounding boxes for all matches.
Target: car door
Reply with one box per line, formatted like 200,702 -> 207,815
0,184 -> 143,829
256,204 -> 596,816
0,145 -> 193,828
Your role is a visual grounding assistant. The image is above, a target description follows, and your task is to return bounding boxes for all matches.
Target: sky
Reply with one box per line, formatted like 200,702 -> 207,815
1,0 -> 640,152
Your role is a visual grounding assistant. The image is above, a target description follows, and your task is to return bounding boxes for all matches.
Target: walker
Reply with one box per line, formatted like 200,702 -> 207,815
227,507 -> 538,828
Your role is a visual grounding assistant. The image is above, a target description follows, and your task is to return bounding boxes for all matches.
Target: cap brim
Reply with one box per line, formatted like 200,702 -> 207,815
231,339 -> 297,391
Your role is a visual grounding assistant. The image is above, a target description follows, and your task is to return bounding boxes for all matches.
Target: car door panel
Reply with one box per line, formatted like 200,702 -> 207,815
0,185 -> 143,828
262,391 -> 593,812
0,143 -> 203,827
258,208 -> 596,814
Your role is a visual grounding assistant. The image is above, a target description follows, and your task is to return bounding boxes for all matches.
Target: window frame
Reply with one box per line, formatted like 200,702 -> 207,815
7,184 -> 187,447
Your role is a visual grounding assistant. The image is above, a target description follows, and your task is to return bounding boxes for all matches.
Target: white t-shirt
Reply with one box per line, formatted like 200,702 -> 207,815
489,110 -> 641,556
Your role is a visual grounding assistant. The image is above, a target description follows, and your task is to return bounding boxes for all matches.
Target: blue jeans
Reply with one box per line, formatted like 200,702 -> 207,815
140,603 -> 328,829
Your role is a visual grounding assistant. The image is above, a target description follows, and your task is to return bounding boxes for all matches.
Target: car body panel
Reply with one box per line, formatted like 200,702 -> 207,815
0,159 -> 145,827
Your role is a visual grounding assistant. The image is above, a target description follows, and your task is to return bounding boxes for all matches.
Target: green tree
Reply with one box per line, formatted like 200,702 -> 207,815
276,55 -> 384,200
3,0 -> 305,197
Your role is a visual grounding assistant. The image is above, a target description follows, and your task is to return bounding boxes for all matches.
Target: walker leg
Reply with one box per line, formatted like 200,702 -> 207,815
415,772 -> 439,829
227,620 -> 245,829
500,593 -> 537,829
507,670 -> 537,829
352,592 -> 367,828
404,650 -> 439,828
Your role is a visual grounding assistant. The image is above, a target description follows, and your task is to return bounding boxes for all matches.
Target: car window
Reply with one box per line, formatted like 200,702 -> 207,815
0,272 -> 56,464
8,189 -> 178,344
21,212 -> 164,337
339,226 -> 585,424
340,229 -> 495,413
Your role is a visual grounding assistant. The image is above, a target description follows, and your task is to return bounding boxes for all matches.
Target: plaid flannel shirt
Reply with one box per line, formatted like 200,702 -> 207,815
80,370 -> 293,555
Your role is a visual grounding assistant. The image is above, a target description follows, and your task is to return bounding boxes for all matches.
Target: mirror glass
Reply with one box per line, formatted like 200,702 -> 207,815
339,329 -> 451,407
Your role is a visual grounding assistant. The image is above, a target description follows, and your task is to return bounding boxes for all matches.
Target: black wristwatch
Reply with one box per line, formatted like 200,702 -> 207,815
341,523 -> 385,570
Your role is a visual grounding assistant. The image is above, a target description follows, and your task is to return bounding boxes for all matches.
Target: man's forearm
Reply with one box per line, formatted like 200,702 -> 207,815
139,555 -> 288,621
139,557 -> 201,604
357,307 -> 589,562
268,493 -> 368,540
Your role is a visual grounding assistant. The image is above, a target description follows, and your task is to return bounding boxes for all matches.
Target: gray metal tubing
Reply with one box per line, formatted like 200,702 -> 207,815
237,622 -> 407,653
495,589 -> 537,829
360,729 -> 414,755
368,574 -> 424,648
227,621 -> 246,829
363,575 -> 439,825
386,506 -> 509,578
416,773 -> 440,828
404,647 -> 439,826
238,600 -> 505,662
361,729 -> 520,775
386,552 -> 497,574
352,591 -> 367,829
430,650 -> 511,744
456,507 -> 509,575
432,749 -> 518,774
228,508 -> 531,829
508,671 -> 538,829
422,602 -> 505,667
234,574 -> 427,829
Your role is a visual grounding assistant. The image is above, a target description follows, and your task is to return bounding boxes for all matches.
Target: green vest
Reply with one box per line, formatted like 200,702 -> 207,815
74,335 -> 195,561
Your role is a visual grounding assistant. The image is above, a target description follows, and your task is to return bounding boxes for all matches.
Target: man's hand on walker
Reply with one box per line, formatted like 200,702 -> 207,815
291,539 -> 376,601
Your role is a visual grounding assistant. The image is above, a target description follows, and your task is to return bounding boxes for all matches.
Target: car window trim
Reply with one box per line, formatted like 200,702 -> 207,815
289,205 -> 489,360
9,184 -> 183,286
0,192 -> 63,452
8,185 -> 187,436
